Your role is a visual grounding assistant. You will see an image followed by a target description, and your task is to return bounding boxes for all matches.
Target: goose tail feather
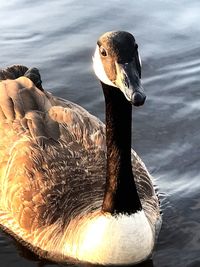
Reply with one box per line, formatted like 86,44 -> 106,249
0,64 -> 43,91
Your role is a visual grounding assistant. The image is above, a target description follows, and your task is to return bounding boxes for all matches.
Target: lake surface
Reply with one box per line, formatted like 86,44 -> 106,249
0,0 -> 200,266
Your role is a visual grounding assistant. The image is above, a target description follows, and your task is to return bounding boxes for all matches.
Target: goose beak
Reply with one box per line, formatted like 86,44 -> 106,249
115,62 -> 146,106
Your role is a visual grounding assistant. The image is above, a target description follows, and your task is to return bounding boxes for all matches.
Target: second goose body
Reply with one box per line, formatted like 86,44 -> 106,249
0,31 -> 161,265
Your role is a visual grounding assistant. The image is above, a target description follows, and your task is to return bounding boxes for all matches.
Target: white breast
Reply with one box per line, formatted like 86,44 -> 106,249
62,210 -> 154,265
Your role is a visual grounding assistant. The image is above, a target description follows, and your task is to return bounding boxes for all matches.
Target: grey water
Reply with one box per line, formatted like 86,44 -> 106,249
0,0 -> 200,266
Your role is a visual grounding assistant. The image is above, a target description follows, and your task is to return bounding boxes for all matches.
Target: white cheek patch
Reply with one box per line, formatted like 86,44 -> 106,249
93,46 -> 117,87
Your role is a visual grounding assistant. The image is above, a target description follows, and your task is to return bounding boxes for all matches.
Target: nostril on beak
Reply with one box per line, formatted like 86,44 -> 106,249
132,92 -> 146,106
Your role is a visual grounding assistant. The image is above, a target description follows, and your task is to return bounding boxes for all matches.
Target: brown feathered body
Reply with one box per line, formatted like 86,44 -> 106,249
0,66 -> 161,264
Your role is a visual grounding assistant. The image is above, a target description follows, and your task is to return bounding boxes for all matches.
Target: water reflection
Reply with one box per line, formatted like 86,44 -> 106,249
135,260 -> 154,267
82,259 -> 154,267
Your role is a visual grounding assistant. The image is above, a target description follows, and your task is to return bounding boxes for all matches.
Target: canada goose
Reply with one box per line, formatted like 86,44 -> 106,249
0,31 -> 161,265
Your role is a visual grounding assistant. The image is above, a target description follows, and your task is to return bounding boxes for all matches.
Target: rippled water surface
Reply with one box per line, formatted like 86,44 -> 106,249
1,0 -> 200,266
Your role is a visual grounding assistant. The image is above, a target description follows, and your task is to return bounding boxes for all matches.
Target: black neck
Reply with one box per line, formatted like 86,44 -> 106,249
101,82 -> 142,214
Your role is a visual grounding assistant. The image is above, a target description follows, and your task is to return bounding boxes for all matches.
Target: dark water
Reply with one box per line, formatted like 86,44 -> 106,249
0,0 -> 200,266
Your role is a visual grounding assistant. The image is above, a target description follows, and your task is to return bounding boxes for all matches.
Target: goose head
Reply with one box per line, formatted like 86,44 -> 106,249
93,31 -> 146,106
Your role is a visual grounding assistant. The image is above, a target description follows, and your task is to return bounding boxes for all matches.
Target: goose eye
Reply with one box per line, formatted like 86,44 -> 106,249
99,46 -> 107,57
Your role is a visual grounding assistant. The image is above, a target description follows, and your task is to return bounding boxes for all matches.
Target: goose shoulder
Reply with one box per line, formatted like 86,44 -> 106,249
46,92 -> 106,151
